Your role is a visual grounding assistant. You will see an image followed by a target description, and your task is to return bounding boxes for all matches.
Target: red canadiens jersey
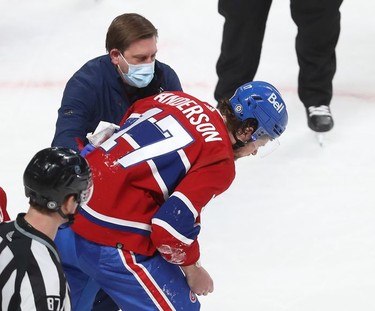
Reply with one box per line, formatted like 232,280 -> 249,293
72,91 -> 235,266
0,187 -> 10,222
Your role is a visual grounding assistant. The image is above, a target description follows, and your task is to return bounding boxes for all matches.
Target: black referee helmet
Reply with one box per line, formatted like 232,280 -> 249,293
23,147 -> 92,211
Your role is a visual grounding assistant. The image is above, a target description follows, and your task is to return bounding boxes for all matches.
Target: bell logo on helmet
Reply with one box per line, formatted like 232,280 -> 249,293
268,93 -> 285,113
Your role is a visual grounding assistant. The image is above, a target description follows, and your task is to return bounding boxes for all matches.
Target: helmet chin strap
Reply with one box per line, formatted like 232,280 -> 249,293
57,206 -> 81,229
232,132 -> 246,150
232,140 -> 245,150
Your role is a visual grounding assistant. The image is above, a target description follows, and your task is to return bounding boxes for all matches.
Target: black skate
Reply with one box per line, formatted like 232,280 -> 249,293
306,105 -> 334,132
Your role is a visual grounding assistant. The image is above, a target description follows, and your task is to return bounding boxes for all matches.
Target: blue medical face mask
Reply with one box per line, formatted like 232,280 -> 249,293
119,53 -> 155,88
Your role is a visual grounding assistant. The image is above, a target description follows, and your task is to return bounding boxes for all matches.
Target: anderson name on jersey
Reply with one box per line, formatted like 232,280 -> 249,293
72,91 -> 235,266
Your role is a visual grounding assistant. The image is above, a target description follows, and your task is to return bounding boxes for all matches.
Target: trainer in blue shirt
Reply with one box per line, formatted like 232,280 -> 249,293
52,13 -> 182,152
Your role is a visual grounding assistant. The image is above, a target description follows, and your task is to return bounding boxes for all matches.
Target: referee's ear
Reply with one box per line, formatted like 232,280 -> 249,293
61,195 -> 78,215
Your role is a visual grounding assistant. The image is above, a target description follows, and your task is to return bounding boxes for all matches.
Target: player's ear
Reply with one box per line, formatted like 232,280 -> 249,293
236,126 -> 254,137
244,126 -> 254,135
236,126 -> 254,144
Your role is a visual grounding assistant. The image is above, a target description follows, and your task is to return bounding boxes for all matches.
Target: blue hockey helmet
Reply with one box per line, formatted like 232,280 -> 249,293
229,81 -> 288,140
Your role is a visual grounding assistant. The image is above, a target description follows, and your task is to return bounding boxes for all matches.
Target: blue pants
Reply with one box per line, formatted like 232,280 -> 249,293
55,228 -> 201,311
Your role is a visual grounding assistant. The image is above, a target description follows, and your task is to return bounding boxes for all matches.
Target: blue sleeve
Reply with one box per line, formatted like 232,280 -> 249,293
51,76 -> 96,151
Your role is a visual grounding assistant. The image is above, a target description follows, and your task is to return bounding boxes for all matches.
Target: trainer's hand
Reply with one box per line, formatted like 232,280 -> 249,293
181,262 -> 214,296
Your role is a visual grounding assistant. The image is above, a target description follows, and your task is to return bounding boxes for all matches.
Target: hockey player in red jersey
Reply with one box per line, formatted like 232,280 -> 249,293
54,81 -> 288,310
0,187 -> 10,222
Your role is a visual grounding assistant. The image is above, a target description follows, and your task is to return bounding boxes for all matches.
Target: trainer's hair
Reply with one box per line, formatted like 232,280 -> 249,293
106,13 -> 158,53
217,99 -> 258,135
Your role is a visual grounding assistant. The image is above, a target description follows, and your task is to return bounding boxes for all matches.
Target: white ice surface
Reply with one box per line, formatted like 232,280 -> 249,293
0,0 -> 374,310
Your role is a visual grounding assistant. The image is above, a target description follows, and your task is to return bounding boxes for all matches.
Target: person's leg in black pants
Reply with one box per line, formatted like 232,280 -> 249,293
215,0 -> 273,102
291,0 -> 343,131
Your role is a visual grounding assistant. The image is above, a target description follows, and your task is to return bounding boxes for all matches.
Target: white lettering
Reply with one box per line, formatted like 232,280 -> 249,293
154,93 -> 223,142
268,92 -> 285,113
182,105 -> 204,118
190,113 -> 209,125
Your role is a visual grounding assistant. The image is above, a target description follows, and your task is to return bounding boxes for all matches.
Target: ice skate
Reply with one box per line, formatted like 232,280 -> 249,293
306,105 -> 334,132
307,105 -> 333,147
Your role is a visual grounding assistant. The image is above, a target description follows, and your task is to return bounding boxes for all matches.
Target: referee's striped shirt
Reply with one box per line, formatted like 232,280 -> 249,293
0,213 -> 71,310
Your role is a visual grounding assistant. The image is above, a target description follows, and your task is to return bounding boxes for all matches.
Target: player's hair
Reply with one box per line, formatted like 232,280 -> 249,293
105,13 -> 158,53
218,99 -> 258,135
